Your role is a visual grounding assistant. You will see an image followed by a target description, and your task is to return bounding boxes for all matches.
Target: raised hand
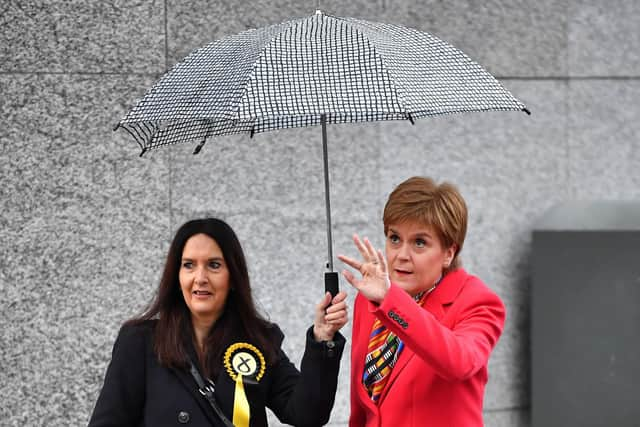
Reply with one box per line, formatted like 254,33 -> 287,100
313,291 -> 348,342
337,234 -> 390,304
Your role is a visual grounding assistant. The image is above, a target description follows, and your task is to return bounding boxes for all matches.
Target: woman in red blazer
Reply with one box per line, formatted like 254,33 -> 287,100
339,176 -> 506,427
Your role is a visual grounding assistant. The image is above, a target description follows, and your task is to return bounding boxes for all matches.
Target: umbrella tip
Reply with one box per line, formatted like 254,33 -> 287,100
113,123 -> 120,132
193,140 -> 206,155
315,9 -> 323,15
139,147 -> 148,157
523,107 -> 531,116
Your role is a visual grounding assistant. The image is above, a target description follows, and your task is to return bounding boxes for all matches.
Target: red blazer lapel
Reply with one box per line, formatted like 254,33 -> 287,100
434,269 -> 468,306
424,268 -> 468,321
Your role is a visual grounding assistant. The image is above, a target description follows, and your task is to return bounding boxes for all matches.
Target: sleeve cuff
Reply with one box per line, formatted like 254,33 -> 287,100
305,326 -> 346,359
366,282 -> 407,314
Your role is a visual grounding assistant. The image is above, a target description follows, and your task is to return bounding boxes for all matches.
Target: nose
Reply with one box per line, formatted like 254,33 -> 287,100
194,266 -> 207,284
397,242 -> 411,260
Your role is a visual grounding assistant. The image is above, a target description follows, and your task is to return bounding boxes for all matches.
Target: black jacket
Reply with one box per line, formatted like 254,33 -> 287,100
88,320 -> 345,426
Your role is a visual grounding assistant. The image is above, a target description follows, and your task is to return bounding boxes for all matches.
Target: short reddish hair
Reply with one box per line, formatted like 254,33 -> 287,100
383,176 -> 467,272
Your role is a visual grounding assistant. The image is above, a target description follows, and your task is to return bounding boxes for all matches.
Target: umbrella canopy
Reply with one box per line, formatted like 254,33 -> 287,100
117,10 -> 528,152
116,10 -> 528,290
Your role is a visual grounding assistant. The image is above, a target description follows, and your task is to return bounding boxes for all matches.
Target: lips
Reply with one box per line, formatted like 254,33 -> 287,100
193,290 -> 212,296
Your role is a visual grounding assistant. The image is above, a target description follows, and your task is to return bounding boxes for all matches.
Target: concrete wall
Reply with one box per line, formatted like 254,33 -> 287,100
1,1 -> 639,426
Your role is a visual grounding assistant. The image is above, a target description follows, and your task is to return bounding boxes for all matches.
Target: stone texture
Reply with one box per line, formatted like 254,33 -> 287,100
169,126 -> 326,224
166,0 -> 387,65
321,121 -> 383,225
168,122 -> 379,227
0,1 -> 165,73
568,80 -> 640,199
0,74 -> 170,425
395,0 -> 568,77
484,409 -> 530,427
569,0 -> 640,76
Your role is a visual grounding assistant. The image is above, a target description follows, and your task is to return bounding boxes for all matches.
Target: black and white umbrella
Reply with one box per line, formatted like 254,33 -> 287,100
116,10 -> 529,293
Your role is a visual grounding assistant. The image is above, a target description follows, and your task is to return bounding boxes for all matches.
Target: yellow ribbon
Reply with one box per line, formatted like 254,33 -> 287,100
232,374 -> 250,427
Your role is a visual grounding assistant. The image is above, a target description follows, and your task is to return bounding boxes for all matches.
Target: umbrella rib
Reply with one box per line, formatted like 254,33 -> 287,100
120,124 -> 149,154
331,15 -> 412,115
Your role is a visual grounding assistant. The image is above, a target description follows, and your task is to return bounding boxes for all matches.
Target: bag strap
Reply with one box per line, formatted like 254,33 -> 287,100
188,359 -> 235,427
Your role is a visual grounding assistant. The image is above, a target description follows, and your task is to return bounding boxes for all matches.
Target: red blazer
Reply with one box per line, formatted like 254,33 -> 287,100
349,268 -> 506,427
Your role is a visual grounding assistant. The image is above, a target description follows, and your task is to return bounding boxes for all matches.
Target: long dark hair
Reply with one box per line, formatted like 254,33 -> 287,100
127,218 -> 276,377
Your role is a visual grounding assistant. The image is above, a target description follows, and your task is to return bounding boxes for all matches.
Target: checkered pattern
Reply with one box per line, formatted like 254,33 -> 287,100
116,12 -> 528,153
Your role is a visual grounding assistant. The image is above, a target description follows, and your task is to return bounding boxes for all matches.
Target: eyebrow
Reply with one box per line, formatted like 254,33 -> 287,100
388,228 -> 433,239
181,256 -> 224,261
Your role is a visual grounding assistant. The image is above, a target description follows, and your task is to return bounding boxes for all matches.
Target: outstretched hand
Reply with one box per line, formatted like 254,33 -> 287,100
313,291 -> 348,342
337,234 -> 390,304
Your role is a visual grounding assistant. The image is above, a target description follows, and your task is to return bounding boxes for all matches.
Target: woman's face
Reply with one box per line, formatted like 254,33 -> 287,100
385,221 -> 455,296
179,233 -> 231,325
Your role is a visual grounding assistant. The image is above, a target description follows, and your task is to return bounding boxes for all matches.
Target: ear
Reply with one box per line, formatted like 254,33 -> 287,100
443,244 -> 457,268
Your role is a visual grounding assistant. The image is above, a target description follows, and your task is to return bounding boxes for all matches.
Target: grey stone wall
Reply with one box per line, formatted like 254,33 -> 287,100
1,1 -> 638,426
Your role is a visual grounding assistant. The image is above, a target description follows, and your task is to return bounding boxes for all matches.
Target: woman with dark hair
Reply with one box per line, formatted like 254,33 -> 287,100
338,177 -> 505,427
89,218 -> 348,427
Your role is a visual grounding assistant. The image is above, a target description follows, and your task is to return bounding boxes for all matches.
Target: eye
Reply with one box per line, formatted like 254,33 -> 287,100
388,233 -> 400,244
209,261 -> 222,269
415,238 -> 426,248
182,261 -> 193,269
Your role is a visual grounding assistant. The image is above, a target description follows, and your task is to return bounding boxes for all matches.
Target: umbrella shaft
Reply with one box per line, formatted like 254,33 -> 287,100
321,114 -> 334,272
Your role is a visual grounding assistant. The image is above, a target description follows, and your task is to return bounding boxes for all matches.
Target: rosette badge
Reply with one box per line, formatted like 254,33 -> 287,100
224,343 -> 266,427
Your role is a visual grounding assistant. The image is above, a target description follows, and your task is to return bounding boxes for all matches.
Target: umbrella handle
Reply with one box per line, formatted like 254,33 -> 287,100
324,271 -> 339,298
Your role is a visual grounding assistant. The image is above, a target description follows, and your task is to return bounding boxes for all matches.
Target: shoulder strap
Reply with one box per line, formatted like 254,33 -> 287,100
188,359 -> 235,427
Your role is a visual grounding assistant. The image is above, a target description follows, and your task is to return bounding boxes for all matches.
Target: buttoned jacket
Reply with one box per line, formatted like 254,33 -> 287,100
89,320 -> 345,427
349,268 -> 506,427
